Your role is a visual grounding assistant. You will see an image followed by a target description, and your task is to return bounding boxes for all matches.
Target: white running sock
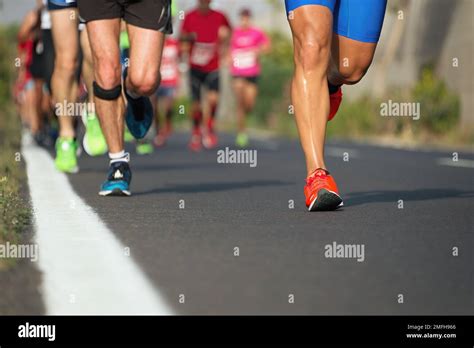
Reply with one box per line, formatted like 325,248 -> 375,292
109,150 -> 130,164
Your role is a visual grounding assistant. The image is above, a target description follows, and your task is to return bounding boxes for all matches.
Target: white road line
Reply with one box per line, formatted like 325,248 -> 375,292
22,133 -> 174,315
437,158 -> 474,168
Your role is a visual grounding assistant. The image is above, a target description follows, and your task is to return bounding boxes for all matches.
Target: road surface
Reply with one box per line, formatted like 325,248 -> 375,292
3,132 -> 473,315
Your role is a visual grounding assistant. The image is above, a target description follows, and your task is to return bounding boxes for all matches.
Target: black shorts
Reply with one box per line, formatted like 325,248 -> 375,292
30,29 -> 83,93
48,0 -> 77,11
190,68 -> 219,101
29,30 -> 55,91
232,75 -> 259,85
77,0 -> 173,32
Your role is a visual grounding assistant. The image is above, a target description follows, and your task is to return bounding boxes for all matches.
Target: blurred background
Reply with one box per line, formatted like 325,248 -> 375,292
1,0 -> 473,148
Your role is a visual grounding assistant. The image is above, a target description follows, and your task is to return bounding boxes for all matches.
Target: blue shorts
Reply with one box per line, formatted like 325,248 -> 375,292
48,0 -> 77,11
156,86 -> 176,98
285,0 -> 387,43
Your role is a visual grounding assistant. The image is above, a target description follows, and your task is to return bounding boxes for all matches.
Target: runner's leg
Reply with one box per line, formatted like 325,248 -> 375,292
288,5 -> 333,175
85,18 -> 124,153
328,36 -> 377,86
80,30 -> 94,107
189,69 -> 204,151
125,23 -> 165,97
232,78 -> 246,132
243,80 -> 258,116
325,0 -> 387,121
50,8 -> 79,138
81,28 -> 108,156
328,0 -> 387,86
206,90 -> 218,128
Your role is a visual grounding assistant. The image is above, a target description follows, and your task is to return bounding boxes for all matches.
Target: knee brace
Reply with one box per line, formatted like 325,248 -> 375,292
93,81 -> 122,100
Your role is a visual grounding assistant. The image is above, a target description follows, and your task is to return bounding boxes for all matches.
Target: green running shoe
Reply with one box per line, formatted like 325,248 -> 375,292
124,126 -> 134,143
136,140 -> 154,155
83,113 -> 107,156
55,137 -> 79,173
235,132 -> 249,148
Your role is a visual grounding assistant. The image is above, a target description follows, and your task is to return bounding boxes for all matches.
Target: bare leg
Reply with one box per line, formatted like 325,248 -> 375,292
242,80 -> 258,130
328,35 -> 378,86
126,23 -> 165,97
206,90 -> 219,129
86,19 -> 123,153
30,80 -> 44,134
289,5 -> 333,176
232,78 -> 246,132
163,95 -> 174,129
152,93 -> 160,133
80,29 -> 95,110
50,9 -> 79,138
190,100 -> 202,129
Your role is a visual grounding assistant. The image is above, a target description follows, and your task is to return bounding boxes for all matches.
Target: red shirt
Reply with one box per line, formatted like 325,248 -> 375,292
160,37 -> 180,88
181,8 -> 231,72
18,39 -> 33,81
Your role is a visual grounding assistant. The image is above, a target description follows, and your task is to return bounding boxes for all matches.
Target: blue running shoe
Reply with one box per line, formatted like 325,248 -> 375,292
99,161 -> 132,196
123,67 -> 153,139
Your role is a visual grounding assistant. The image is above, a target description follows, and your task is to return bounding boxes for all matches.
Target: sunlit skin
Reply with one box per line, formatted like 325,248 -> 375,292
50,9 -> 80,138
289,5 -> 378,176
80,30 -> 95,113
152,93 -> 174,134
86,19 -> 165,153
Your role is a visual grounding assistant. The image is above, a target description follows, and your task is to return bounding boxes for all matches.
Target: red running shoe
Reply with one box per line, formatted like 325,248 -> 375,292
188,128 -> 202,152
203,118 -> 218,149
304,168 -> 343,211
203,131 -> 218,149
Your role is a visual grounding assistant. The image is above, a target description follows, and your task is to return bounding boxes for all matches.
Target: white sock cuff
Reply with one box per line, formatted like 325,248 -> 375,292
109,151 -> 130,163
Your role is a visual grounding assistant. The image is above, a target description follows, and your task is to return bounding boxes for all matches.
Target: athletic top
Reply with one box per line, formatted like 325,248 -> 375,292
160,37 -> 180,88
181,9 -> 231,72
230,26 -> 269,77
40,0 -> 51,30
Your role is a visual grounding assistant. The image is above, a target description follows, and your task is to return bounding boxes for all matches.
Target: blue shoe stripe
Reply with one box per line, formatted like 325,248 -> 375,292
100,180 -> 129,192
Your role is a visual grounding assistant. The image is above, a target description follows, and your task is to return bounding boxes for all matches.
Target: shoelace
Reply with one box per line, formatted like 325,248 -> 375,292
306,169 -> 328,187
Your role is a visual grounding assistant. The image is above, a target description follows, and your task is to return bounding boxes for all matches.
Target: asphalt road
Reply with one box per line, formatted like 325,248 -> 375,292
60,132 -> 473,315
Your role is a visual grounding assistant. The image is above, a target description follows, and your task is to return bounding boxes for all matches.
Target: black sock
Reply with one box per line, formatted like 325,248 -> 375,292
166,109 -> 173,121
328,81 -> 341,95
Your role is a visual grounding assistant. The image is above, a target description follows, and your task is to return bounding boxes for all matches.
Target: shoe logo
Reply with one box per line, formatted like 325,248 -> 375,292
113,170 -> 123,179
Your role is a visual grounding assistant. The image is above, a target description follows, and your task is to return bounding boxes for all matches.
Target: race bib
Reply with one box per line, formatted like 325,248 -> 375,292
233,49 -> 257,70
190,42 -> 215,66
161,64 -> 177,81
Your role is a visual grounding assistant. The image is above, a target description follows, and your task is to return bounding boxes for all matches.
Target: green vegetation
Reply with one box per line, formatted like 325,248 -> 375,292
413,66 -> 460,134
327,66 -> 464,145
247,32 -> 469,147
0,26 -> 31,263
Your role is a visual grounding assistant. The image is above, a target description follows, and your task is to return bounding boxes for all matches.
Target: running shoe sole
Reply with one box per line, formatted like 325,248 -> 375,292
308,188 -> 343,211
56,165 -> 79,174
99,188 -> 131,197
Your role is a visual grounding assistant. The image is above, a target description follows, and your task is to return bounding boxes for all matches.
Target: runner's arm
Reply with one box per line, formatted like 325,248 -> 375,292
17,10 -> 38,43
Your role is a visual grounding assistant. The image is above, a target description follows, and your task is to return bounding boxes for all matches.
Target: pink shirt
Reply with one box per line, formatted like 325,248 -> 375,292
230,26 -> 269,77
